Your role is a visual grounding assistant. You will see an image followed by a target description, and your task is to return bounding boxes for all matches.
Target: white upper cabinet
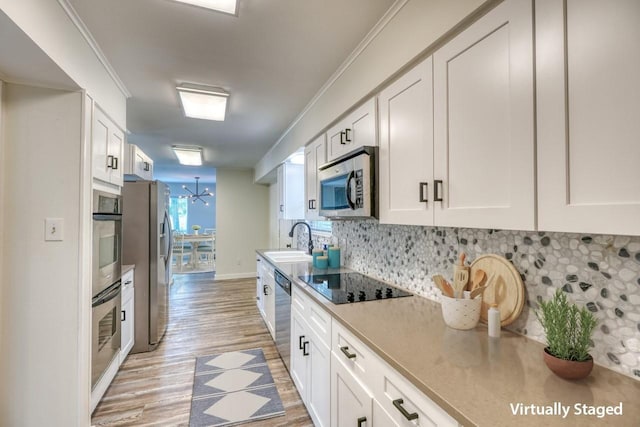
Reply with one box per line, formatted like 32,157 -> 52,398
433,0 -> 535,230
304,135 -> 327,221
536,0 -> 640,235
327,98 -> 377,162
124,143 -> 154,181
92,106 -> 124,187
277,162 -> 305,220
379,57 -> 434,226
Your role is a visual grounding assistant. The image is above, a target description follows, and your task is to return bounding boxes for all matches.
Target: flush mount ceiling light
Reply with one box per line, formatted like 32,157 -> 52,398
179,177 -> 214,205
171,0 -> 237,15
177,84 -> 229,121
172,146 -> 203,166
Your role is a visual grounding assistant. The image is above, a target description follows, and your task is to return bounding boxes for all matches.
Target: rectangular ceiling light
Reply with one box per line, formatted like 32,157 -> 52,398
172,146 -> 203,166
177,84 -> 229,121
172,0 -> 237,16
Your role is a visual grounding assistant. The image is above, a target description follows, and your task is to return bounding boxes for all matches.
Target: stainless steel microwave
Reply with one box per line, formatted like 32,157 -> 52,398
318,146 -> 377,219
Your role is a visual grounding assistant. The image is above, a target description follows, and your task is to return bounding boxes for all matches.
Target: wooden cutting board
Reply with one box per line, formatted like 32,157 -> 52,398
470,254 -> 525,326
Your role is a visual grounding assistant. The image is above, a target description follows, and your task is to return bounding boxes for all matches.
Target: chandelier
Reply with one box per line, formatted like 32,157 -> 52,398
179,177 -> 214,206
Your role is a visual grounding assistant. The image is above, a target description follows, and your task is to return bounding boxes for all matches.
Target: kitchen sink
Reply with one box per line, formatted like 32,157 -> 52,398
264,251 -> 312,263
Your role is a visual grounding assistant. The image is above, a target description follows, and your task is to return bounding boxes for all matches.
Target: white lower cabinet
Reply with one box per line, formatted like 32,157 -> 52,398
263,268 -> 276,339
330,319 -> 459,427
290,287 -> 331,427
331,353 -> 372,427
256,256 -> 275,339
120,269 -> 135,363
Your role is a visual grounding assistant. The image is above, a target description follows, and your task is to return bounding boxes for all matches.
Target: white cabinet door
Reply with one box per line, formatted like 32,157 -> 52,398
109,126 -> 124,187
120,293 -> 134,362
92,107 -> 111,183
433,0 -> 535,230
331,353 -> 372,427
536,0 -> 640,235
327,98 -> 377,161
120,269 -> 135,363
307,329 -> 330,427
263,269 -> 276,339
379,57 -> 434,226
305,135 -> 326,221
93,106 -> 125,186
290,307 -> 308,401
373,399 -> 399,427
256,258 -> 265,318
277,163 -> 305,220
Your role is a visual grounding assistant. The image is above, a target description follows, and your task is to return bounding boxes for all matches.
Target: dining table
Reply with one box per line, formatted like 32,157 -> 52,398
180,233 -> 215,267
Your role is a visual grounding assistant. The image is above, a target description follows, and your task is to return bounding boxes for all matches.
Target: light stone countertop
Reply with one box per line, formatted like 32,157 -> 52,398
121,264 -> 135,276
257,249 -> 640,426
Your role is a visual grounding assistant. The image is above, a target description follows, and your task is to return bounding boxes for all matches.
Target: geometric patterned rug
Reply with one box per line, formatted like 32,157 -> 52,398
189,348 -> 285,427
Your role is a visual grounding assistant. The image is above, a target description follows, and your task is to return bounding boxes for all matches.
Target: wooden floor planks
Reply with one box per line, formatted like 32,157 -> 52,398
91,273 -> 312,427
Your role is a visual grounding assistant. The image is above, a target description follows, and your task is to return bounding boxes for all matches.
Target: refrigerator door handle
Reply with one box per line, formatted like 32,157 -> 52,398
164,210 -> 173,266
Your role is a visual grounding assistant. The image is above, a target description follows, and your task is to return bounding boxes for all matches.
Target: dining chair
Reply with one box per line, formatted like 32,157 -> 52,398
172,233 -> 192,271
196,235 -> 215,269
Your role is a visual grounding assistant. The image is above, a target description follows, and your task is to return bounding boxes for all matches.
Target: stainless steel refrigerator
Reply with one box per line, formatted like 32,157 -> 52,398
122,180 -> 172,353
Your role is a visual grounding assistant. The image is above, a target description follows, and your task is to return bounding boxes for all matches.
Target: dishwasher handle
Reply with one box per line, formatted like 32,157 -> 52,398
274,269 -> 292,296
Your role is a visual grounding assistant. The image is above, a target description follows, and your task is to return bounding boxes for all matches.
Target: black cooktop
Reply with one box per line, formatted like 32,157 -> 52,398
298,272 -> 413,304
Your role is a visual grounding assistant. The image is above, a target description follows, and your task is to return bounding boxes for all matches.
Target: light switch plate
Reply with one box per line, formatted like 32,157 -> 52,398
45,218 -> 64,241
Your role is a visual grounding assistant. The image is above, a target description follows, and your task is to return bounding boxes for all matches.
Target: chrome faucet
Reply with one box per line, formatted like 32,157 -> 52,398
289,221 -> 314,255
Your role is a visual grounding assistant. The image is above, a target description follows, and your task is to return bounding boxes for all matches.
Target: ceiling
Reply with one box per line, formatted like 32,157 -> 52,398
67,0 -> 396,182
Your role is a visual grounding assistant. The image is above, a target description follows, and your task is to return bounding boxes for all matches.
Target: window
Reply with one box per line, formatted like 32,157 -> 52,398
169,198 -> 189,233
310,220 -> 332,234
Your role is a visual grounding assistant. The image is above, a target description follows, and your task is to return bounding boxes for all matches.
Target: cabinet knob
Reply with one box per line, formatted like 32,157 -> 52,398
107,155 -> 114,169
121,310 -> 126,322
302,340 -> 309,356
299,335 -> 305,350
357,416 -> 367,427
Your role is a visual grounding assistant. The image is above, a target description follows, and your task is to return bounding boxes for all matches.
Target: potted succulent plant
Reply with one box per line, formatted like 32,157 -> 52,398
191,224 -> 201,235
536,289 -> 597,380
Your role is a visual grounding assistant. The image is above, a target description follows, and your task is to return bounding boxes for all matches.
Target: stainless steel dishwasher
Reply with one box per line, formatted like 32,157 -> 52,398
274,269 -> 291,372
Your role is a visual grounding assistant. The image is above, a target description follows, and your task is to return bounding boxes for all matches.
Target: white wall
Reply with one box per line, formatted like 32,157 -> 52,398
254,0 -> 493,180
0,84 -> 84,427
216,169 -> 269,279
0,0 -> 127,128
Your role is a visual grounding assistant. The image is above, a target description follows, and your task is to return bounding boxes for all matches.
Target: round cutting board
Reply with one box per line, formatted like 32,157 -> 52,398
470,254 -> 525,326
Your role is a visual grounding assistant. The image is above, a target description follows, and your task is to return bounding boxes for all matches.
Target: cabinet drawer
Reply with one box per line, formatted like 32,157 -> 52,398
331,319 -> 383,387
292,285 -> 309,314
377,366 -> 458,427
293,286 -> 331,347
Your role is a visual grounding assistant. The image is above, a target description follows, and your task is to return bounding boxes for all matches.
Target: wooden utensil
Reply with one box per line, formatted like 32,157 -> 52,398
468,269 -> 487,291
453,253 -> 469,298
432,275 -> 454,298
470,285 -> 489,299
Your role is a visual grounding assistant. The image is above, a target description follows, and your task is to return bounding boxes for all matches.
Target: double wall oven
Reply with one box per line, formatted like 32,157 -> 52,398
91,190 -> 123,389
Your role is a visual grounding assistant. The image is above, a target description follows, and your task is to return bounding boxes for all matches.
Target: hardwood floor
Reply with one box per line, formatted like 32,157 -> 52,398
92,273 -> 312,427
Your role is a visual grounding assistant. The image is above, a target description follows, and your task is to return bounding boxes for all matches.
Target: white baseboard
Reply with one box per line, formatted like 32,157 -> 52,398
215,272 -> 256,280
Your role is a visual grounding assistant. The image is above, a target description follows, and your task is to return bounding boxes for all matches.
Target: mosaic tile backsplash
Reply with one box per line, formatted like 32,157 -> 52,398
295,221 -> 640,381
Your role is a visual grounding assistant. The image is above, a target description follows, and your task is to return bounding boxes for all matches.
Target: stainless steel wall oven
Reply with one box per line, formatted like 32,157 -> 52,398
91,190 -> 123,389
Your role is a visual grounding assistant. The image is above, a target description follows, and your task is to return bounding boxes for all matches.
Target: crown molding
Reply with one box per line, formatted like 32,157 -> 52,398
261,0 -> 409,161
57,0 -> 132,98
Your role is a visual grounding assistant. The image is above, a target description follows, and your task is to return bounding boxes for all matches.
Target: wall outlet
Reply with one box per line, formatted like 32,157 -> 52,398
45,218 -> 64,241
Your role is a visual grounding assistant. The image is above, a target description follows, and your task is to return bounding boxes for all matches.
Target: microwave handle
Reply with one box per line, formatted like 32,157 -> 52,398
345,171 -> 356,210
